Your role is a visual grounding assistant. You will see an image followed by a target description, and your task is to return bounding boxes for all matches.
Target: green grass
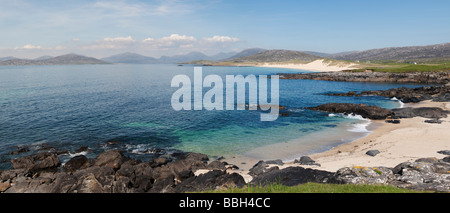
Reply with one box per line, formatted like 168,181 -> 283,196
353,63 -> 450,73
201,182 -> 426,193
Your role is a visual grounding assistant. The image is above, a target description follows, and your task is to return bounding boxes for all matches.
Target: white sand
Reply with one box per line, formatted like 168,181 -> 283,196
224,100 -> 450,182
258,59 -> 360,72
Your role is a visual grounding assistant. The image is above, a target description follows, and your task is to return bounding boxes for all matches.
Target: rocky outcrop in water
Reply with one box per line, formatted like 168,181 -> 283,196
307,103 -> 395,120
327,85 -> 450,103
280,71 -> 450,84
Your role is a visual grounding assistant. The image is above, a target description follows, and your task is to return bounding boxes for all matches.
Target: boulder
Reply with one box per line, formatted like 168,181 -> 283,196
424,119 -> 443,124
63,155 -> 90,172
10,152 -> 60,173
0,182 -> 11,192
393,107 -> 449,119
333,166 -> 394,184
174,170 -> 246,192
93,149 -> 128,171
266,159 -> 284,166
385,119 -> 400,124
251,167 -> 334,186
437,150 -> 450,156
294,156 -> 320,166
366,150 -> 380,157
248,161 -> 279,177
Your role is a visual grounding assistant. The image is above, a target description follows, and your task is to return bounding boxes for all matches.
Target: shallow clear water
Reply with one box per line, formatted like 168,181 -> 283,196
0,64 -> 427,169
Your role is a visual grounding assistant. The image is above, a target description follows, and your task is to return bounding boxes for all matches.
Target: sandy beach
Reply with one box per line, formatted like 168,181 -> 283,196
257,59 -> 360,72
226,100 -> 450,182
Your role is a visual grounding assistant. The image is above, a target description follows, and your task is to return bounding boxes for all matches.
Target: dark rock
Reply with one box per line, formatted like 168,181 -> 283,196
366,150 -> 380,157
424,119 -> 443,124
248,161 -> 279,177
63,155 -> 90,172
207,160 -> 227,171
9,146 -> 30,155
150,157 -> 170,168
393,107 -> 449,119
442,157 -> 450,163
279,71 -> 450,85
432,93 -> 450,102
216,156 -> 225,161
93,149 -> 128,171
266,159 -> 284,166
10,152 -> 60,173
47,173 -> 78,193
175,170 -> 246,192
294,156 -> 320,166
307,103 -> 394,120
437,150 -> 450,156
251,167 -> 334,186
385,119 -> 400,124
149,174 -> 175,193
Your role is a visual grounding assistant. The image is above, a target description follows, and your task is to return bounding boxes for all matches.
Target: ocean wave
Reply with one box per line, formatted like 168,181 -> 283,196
328,113 -> 372,133
328,113 -> 367,121
348,121 -> 372,133
391,97 -> 404,108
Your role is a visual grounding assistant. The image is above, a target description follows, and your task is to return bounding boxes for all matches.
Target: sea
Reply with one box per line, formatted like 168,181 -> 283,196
0,64 -> 427,169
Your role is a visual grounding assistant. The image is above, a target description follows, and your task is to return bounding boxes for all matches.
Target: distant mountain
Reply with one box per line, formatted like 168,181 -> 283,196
101,52 -> 159,64
159,51 -> 212,63
34,55 -> 54,60
329,43 -> 450,61
0,56 -> 19,61
0,54 -> 109,66
209,51 -> 237,61
223,48 -> 266,61
303,51 -> 332,57
227,49 -> 322,63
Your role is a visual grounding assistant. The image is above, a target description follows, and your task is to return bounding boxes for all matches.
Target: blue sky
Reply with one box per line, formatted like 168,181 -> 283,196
1,0 -> 449,58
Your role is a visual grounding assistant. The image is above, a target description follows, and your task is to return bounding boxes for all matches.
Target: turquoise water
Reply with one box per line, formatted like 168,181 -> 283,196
0,64 -> 426,169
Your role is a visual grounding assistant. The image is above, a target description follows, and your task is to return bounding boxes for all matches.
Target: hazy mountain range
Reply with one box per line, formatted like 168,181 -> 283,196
0,54 -> 108,66
1,42 -> 449,66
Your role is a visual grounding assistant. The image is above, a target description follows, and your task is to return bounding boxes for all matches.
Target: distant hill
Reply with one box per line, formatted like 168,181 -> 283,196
0,56 -> 19,61
101,52 -> 159,64
159,51 -> 212,63
330,43 -> 450,62
0,54 -> 109,66
223,48 -> 266,61
34,55 -> 54,60
226,49 -> 322,63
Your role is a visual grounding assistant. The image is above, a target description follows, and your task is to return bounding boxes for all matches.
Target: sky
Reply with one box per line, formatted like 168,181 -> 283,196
1,0 -> 449,58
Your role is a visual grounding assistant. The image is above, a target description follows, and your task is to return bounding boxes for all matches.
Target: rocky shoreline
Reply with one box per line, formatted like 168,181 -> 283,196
279,70 -> 450,84
1,146 -> 450,193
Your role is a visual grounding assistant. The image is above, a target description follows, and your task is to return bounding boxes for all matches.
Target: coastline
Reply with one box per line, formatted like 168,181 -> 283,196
254,59 -> 360,72
225,100 -> 450,182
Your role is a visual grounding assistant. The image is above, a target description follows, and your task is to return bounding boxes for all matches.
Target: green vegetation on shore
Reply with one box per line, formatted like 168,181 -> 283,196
201,182 -> 426,193
353,63 -> 450,73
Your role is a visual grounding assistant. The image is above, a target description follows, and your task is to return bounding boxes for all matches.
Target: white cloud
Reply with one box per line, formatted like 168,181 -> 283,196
203,35 -> 240,43
142,34 -> 197,48
14,44 -> 43,50
103,36 -> 136,42
160,34 -> 196,42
